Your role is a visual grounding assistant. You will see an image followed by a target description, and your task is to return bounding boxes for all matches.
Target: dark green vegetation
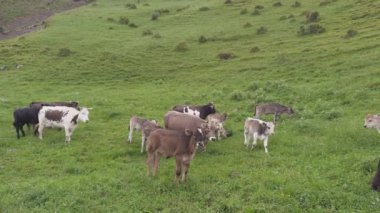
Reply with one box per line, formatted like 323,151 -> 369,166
1,0 -> 380,211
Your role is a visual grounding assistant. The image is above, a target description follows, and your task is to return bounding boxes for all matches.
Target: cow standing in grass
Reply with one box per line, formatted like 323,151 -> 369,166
146,128 -> 206,183
127,116 -> 161,152
255,102 -> 294,123
37,106 -> 90,143
364,114 -> 380,133
244,118 -> 275,153
13,106 -> 41,139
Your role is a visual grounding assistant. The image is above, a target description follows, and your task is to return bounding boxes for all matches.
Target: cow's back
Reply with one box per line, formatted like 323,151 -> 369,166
164,111 -> 205,131
39,106 -> 79,127
148,129 -> 188,156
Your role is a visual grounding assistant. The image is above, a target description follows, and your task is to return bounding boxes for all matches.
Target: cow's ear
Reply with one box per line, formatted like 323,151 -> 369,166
185,129 -> 192,136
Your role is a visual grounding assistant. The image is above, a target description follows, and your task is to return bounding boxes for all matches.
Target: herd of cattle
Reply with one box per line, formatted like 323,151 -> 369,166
12,101 -> 380,187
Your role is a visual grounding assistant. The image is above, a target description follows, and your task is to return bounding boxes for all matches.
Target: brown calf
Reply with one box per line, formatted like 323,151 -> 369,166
146,128 -> 206,183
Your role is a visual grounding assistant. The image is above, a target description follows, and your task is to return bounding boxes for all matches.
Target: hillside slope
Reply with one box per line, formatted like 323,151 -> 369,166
0,0 -> 380,211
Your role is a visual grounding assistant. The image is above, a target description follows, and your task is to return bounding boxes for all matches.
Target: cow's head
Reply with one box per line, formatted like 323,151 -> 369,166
203,123 -> 216,142
78,107 -> 90,123
263,121 -> 275,135
185,128 -> 207,150
364,114 -> 380,130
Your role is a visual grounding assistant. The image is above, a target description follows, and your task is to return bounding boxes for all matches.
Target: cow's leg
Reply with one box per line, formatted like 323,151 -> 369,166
141,134 -> 146,153
251,134 -> 257,150
64,126 -> 72,144
146,153 -> 154,176
20,124 -> 26,137
153,152 -> 160,176
127,126 -> 134,143
243,128 -> 249,146
175,157 -> 182,184
264,137 -> 269,153
181,159 -> 190,182
14,123 -> 21,139
38,124 -> 44,140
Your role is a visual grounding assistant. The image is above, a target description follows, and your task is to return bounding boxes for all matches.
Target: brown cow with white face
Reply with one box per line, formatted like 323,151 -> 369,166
164,111 -> 216,146
364,114 -> 380,133
146,128 -> 206,183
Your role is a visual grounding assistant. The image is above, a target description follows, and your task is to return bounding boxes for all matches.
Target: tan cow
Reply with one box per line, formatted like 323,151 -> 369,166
146,128 -> 206,183
206,112 -> 228,140
364,114 -> 380,133
244,118 -> 275,153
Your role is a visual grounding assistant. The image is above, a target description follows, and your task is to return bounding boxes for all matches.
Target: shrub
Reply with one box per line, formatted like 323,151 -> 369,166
240,8 -> 248,15
142,29 -> 153,36
126,3 -> 137,9
298,24 -> 326,35
224,0 -> 232,4
218,52 -> 235,60
343,29 -> 358,39
198,35 -> 207,43
106,17 -> 115,22
129,23 -> 138,28
248,81 -> 260,91
273,2 -> 283,7
250,46 -> 260,53
243,22 -> 252,28
255,5 -> 264,10
230,91 -> 244,101
305,11 -> 320,23
151,12 -> 160,20
58,48 -> 72,57
119,16 -> 129,25
175,42 -> 188,51
256,26 -> 267,34
153,33 -> 161,38
199,6 -> 210,11
251,9 -> 261,16
291,1 -> 301,7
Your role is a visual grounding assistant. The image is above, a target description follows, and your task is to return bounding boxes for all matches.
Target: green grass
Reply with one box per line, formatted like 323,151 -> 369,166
1,0 -> 380,211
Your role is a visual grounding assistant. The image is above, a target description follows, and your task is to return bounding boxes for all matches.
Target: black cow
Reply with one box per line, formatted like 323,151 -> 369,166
172,102 -> 216,119
29,101 -> 80,110
13,106 -> 41,138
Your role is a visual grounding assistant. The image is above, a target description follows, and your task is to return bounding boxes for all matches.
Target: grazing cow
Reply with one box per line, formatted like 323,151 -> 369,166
146,128 -> 206,183
164,111 -> 216,144
37,106 -> 90,143
30,101 -> 80,110
372,159 -> 380,191
364,114 -> 380,133
206,112 -> 228,140
13,106 -> 41,138
255,102 -> 294,122
172,102 -> 216,119
244,118 -> 275,153
127,116 -> 160,143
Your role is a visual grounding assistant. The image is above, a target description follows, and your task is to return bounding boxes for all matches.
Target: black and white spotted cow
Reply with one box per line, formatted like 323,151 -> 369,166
37,106 -> 90,143
172,102 -> 216,119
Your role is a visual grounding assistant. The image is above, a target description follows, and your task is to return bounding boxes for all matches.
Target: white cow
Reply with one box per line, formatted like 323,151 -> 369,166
37,106 -> 90,143
364,114 -> 380,133
206,112 -> 228,140
244,118 -> 275,153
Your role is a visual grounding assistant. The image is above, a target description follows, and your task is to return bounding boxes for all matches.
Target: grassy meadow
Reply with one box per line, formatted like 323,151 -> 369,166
1,0 -> 380,211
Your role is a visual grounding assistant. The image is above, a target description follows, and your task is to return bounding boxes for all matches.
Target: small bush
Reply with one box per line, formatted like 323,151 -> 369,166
142,29 -> 153,36
250,46 -> 260,53
273,2 -> 283,7
126,3 -> 137,9
255,5 -> 264,10
175,42 -> 188,52
153,33 -> 161,38
129,23 -> 138,28
199,6 -> 210,11
248,81 -> 260,91
198,35 -> 207,43
151,12 -> 160,20
305,11 -> 320,23
224,0 -> 232,4
251,9 -> 261,16
243,22 -> 252,28
106,17 -> 115,22
230,91 -> 244,101
58,48 -> 72,57
292,1 -> 301,7
240,8 -> 248,15
256,26 -> 267,34
218,52 -> 235,60
343,29 -> 358,39
298,24 -> 326,35
119,16 -> 129,25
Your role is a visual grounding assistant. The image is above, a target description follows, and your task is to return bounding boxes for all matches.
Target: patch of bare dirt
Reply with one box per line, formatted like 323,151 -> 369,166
0,0 -> 88,40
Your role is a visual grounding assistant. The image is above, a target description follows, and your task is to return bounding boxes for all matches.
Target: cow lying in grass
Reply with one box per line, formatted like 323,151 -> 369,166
146,128 -> 206,183
37,106 -> 90,144
244,118 -> 275,153
364,114 -> 380,133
